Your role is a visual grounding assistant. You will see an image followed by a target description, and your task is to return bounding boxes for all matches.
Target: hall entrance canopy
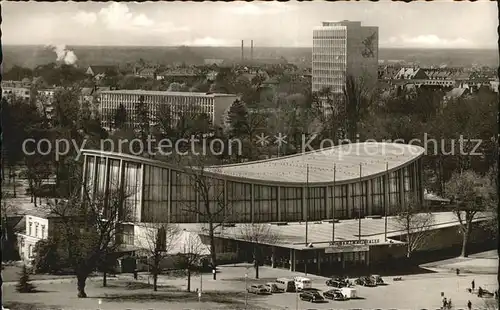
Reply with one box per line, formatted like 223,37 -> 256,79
324,239 -> 379,254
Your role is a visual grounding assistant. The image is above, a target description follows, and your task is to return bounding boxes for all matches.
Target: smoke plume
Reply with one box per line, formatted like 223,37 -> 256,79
48,44 -> 78,65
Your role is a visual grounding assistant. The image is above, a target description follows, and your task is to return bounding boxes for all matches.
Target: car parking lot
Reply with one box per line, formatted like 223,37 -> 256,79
242,272 -> 498,309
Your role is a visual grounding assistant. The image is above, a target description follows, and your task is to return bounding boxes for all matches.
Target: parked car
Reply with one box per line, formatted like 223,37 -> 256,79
340,287 -> 358,299
276,278 -> 296,292
370,274 -> 384,285
247,284 -> 270,295
294,276 -> 312,291
299,290 -> 325,303
265,282 -> 284,293
323,289 -> 347,301
326,278 -> 348,288
355,276 -> 376,287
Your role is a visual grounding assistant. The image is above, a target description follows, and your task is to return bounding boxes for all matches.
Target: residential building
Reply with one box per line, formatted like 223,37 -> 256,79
136,67 -> 157,79
16,211 -> 51,262
312,21 -> 379,96
394,67 -> 428,80
377,65 -> 401,80
156,67 -> 201,84
86,65 -> 118,80
443,87 -> 471,103
2,86 -> 31,101
80,86 -> 112,118
80,142 -> 494,275
98,90 -> 238,130
36,89 -> 56,120
2,79 -> 32,89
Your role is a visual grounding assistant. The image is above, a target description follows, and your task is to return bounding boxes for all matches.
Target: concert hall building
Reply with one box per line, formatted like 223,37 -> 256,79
80,142 -> 491,274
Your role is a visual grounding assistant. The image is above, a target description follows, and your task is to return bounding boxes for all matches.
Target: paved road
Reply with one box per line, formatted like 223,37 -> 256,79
3,265 -> 498,310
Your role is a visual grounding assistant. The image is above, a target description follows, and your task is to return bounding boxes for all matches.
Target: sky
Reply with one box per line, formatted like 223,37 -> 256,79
2,1 -> 498,48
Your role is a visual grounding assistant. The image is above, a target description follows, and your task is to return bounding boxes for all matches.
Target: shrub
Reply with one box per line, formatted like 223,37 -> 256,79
32,238 -> 68,274
16,264 -> 36,293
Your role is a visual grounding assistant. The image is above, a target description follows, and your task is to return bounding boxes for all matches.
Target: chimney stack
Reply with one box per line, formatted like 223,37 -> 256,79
251,40 -> 254,61
241,40 -> 244,62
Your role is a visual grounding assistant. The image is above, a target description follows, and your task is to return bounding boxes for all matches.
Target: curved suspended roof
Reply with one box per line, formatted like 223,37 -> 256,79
205,142 -> 425,185
82,142 -> 424,186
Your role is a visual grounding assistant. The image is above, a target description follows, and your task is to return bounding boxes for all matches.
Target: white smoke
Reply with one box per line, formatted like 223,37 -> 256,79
48,44 -> 78,65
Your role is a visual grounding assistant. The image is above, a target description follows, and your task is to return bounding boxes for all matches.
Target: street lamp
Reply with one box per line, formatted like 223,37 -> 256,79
147,256 -> 150,285
199,271 -> 203,309
295,289 -> 299,310
245,272 -> 248,309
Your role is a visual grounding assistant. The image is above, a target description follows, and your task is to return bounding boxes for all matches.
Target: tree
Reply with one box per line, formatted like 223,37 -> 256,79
3,65 -> 33,80
174,231 -> 210,292
1,96 -> 45,181
113,103 -> 128,130
1,194 -> 21,261
176,159 -> 233,280
51,87 -> 87,196
238,223 -> 280,279
24,154 -> 53,207
483,163 -> 499,236
16,265 -> 36,293
135,95 -> 150,142
47,186 -> 133,297
32,238 -> 67,274
167,82 -> 186,92
136,222 -> 180,291
343,74 -> 372,141
394,195 -> 435,258
223,99 -> 248,137
222,99 -> 260,161
444,170 -> 496,257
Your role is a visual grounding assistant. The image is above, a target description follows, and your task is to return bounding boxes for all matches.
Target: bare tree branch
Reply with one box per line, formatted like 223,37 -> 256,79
394,194 -> 435,258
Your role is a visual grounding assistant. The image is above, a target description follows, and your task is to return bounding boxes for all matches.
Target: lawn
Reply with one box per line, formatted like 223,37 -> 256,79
2,264 -> 75,283
3,279 -> 268,310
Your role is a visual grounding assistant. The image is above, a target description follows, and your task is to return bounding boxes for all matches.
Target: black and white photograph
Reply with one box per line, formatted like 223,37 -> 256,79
1,1 -> 498,309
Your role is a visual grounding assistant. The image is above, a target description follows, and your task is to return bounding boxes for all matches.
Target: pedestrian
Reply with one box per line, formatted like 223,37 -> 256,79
467,300 -> 472,310
447,298 -> 452,309
478,287 -> 483,297
133,268 -> 138,280
471,279 -> 475,291
442,297 -> 447,309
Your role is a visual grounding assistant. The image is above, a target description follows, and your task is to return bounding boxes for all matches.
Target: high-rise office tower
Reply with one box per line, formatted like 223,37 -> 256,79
312,21 -> 378,97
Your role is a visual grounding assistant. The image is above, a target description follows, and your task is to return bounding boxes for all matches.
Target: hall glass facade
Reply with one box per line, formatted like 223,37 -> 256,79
82,151 -> 424,224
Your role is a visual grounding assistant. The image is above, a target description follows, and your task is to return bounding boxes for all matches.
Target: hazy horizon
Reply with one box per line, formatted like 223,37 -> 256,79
2,1 -> 497,49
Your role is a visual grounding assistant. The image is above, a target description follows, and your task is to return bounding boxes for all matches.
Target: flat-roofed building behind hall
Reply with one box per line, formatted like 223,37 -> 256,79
98,90 -> 238,131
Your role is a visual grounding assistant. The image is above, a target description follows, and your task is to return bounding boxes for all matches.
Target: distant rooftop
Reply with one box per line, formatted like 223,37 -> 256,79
316,20 -> 374,29
100,90 -> 237,97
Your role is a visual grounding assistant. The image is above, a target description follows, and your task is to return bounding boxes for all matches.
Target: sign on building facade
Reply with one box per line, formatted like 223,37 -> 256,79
324,239 -> 379,254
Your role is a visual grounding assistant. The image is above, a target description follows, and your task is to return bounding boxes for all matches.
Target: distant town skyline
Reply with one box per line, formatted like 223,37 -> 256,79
2,1 -> 497,49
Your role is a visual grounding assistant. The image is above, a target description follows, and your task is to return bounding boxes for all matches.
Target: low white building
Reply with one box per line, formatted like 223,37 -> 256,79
16,212 -> 51,262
